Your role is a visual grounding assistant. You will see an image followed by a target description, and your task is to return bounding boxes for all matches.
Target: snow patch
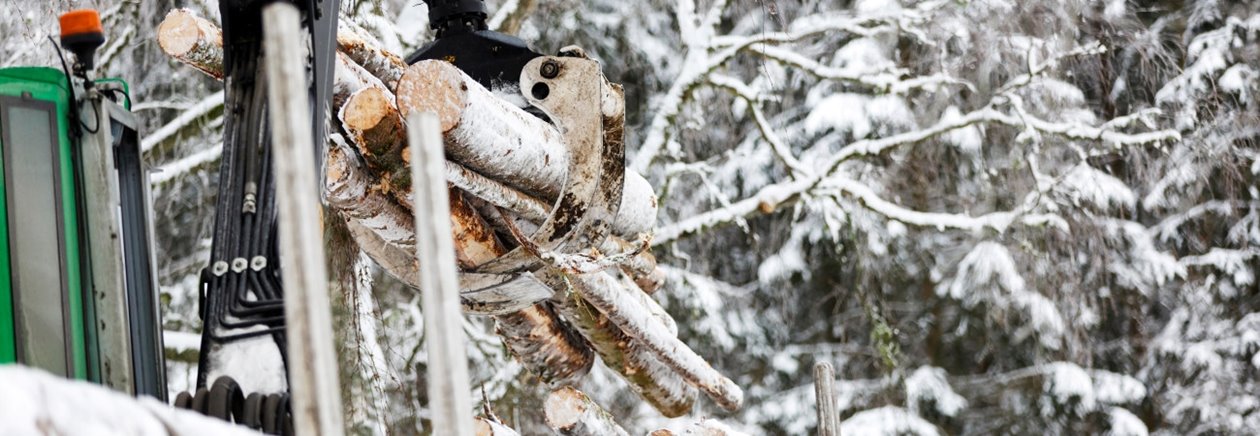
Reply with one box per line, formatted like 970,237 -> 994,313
1092,370 -> 1147,404
805,93 -> 873,138
1044,362 -> 1097,411
1058,165 -> 1136,212
0,366 -> 262,435
905,366 -> 968,417
1107,407 -> 1149,436
940,106 -> 983,154
840,406 -> 940,436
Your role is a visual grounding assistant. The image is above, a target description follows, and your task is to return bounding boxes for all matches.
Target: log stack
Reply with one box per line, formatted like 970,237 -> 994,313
158,8 -> 742,419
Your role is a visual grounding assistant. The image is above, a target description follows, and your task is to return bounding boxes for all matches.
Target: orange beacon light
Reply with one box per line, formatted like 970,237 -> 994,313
59,9 -> 106,72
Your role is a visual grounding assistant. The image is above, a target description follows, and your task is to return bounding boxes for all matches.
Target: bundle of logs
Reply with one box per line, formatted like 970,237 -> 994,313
158,9 -> 743,433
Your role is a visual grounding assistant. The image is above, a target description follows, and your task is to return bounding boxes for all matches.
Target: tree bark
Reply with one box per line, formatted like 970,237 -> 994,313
544,386 -> 630,436
558,270 -> 744,411
551,275 -> 696,417
335,23 -> 407,89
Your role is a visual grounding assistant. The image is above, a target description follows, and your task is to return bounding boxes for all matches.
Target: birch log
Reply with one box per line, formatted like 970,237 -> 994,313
552,276 -> 696,417
157,13 -> 382,113
157,16 -> 658,237
327,147 -> 546,294
650,419 -> 752,436
544,387 -> 630,436
445,185 -> 595,386
328,144 -> 595,385
157,9 -> 223,79
335,23 -> 407,89
395,60 -> 657,237
563,270 -> 744,411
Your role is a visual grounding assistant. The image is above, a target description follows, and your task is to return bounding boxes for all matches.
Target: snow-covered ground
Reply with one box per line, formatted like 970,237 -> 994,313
0,365 -> 261,436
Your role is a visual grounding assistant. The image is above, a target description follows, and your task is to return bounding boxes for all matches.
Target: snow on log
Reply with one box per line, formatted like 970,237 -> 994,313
554,278 -> 696,417
559,270 -> 744,411
0,366 -> 262,436
395,60 -> 657,237
157,9 -> 224,79
544,386 -> 631,436
474,417 -> 521,436
336,23 -> 407,89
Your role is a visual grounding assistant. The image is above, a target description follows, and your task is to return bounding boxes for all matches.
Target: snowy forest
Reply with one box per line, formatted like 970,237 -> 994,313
3,0 -> 1259,434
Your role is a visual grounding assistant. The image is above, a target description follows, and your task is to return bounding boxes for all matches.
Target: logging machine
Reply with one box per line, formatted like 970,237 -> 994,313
173,0 -> 557,434
0,10 -> 166,398
7,0 -> 708,433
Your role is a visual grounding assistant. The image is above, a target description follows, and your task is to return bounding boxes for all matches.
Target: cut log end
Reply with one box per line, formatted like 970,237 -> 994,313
544,386 -> 629,436
157,9 -> 223,79
544,387 -> 589,430
157,9 -> 216,56
396,60 -> 470,132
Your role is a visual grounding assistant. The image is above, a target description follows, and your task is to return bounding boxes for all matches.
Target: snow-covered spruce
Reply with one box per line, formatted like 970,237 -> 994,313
544,386 -> 631,436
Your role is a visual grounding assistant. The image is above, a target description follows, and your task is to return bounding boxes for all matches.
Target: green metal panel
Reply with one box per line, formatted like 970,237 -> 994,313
0,104 -> 10,363
0,67 -> 89,379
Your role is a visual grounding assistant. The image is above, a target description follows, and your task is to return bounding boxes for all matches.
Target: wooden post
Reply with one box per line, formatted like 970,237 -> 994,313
262,3 -> 345,435
814,362 -> 841,436
408,111 -> 475,436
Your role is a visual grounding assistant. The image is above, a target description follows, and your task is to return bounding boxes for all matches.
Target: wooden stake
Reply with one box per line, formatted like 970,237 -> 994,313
407,111 -> 474,436
815,362 -> 841,436
262,4 -> 345,435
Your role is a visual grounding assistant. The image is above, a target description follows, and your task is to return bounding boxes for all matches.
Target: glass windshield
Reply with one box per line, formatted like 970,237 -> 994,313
3,102 -> 69,376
